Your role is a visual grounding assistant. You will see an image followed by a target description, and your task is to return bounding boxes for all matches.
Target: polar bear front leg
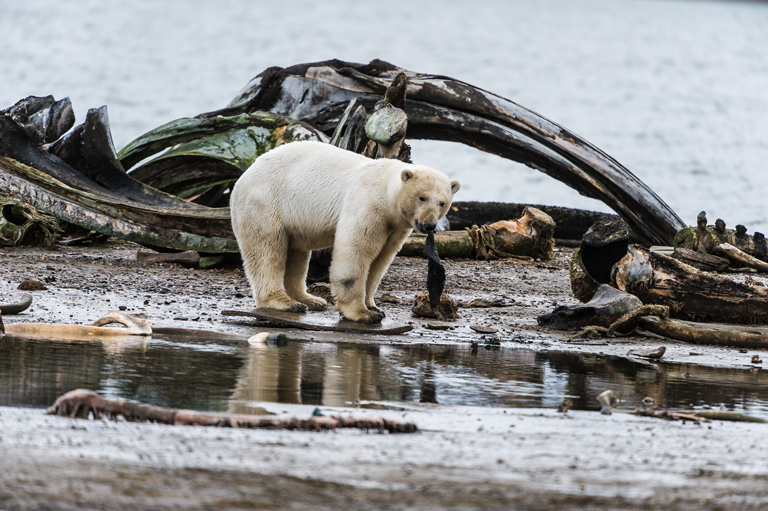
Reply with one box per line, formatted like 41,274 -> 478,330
364,229 -> 412,312
284,248 -> 328,311
331,231 -> 387,324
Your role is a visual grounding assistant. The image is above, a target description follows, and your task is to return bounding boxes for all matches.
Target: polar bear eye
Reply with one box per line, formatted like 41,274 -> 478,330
419,196 -> 426,202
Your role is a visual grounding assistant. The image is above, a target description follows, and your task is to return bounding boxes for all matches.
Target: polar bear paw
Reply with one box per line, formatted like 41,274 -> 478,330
259,295 -> 308,314
299,295 -> 328,311
340,307 -> 385,324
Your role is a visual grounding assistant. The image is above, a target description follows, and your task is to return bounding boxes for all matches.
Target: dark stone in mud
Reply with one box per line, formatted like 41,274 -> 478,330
17,279 -> 47,291
537,284 -> 642,331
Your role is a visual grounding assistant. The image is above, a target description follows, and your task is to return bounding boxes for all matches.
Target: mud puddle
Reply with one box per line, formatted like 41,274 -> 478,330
2,333 -> 767,418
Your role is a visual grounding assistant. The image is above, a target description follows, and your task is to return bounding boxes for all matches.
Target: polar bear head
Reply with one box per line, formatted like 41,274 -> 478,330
398,166 -> 461,234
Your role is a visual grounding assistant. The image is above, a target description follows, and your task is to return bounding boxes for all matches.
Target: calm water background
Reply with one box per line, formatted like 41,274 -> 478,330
2,0 -> 768,229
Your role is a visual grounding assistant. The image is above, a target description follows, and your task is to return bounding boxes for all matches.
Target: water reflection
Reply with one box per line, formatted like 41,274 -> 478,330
1,334 -> 768,418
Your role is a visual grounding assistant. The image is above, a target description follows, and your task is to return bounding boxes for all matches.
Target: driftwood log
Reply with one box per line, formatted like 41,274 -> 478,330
199,59 -> 684,246
47,389 -> 417,433
2,311 -> 151,338
399,206 -> 555,260
638,316 -> 768,349
615,246 -> 768,324
0,293 -> 33,315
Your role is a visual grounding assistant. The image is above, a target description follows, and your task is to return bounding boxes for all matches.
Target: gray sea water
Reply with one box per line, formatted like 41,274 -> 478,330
2,0 -> 768,232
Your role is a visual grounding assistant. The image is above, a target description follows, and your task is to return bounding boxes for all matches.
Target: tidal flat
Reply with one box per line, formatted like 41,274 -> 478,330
2,241 -> 768,509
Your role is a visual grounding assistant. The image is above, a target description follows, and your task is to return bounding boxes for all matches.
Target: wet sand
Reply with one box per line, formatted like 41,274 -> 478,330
1,241 -> 768,509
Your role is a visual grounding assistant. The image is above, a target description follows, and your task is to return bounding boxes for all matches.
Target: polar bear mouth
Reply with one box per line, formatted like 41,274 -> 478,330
415,221 -> 436,234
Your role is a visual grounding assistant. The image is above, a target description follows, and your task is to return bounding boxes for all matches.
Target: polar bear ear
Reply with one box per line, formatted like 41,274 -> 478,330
450,180 -> 461,194
401,170 -> 413,182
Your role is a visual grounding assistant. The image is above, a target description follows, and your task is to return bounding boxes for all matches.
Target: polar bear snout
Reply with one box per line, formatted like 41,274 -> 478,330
416,221 -> 437,234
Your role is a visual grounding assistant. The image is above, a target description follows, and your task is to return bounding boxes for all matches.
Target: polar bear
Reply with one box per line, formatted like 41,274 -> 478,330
230,141 -> 460,323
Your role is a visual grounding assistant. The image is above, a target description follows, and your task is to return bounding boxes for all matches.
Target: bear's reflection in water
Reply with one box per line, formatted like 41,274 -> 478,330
228,343 -> 561,412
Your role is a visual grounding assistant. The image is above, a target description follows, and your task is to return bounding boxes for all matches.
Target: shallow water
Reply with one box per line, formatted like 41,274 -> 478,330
2,0 -> 768,231
2,334 -> 767,418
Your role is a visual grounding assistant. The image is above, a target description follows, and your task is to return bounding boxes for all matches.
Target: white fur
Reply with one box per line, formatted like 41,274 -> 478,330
230,141 -> 459,323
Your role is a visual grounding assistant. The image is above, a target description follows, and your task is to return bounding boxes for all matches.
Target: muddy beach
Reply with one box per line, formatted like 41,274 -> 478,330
2,241 -> 768,509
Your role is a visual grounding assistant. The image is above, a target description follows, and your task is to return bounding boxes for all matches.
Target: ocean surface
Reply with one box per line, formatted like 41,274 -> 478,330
2,0 -> 768,232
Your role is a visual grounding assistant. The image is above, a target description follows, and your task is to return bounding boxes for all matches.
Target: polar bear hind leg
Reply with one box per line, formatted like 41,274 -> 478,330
284,248 -> 328,311
240,230 -> 307,313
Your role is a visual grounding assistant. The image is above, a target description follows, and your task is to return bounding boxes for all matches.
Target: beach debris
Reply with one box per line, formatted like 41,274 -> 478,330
137,250 -> 201,268
569,218 -> 630,302
538,284 -> 642,331
606,304 -> 669,336
691,410 -> 766,423
615,245 -> 768,324
424,321 -> 451,331
596,390 -> 619,415
557,399 -> 572,413
47,389 -> 417,433
461,297 -> 508,308
0,293 -> 32,314
215,59 -> 683,246
470,324 -> 498,334
637,316 -> 768,349
634,407 -> 705,424
468,207 -> 555,261
411,290 -> 457,321
0,200 -> 61,247
626,346 -> 666,359
307,282 -> 334,303
667,246 -> 730,272
718,243 -> 768,273
397,230 -> 475,258
446,203 -> 615,242
397,207 -> 556,260
2,311 -> 151,338
1,59 -> 684,254
423,231 -> 446,313
752,355 -> 762,364
378,293 -> 400,304
569,325 -> 609,339
247,332 -> 288,346
673,211 -> 768,267
17,280 -> 47,291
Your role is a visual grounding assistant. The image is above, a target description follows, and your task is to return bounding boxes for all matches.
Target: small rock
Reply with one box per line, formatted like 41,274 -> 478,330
465,297 -> 506,308
378,293 -> 400,304
470,325 -> 498,334
18,280 -> 47,291
557,399 -> 572,413
627,346 -> 666,359
424,321 -> 450,331
752,355 -> 762,364
118,305 -> 127,311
